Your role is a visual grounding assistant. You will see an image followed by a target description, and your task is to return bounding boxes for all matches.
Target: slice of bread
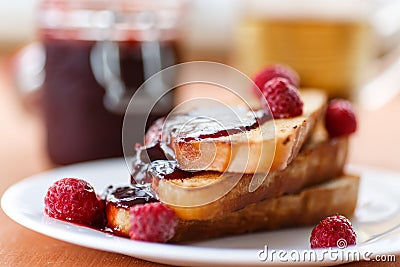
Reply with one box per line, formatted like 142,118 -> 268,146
106,175 -> 359,241
171,175 -> 359,242
170,89 -> 327,173
153,137 -> 348,220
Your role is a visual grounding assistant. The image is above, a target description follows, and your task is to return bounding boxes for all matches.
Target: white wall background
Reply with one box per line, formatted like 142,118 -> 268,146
0,0 -> 238,50
0,0 -> 399,55
0,1 -> 39,44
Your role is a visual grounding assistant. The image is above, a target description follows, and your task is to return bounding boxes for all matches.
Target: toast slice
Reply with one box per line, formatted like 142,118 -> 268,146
106,175 -> 359,241
172,175 -> 359,242
152,137 -> 348,220
167,89 -> 327,173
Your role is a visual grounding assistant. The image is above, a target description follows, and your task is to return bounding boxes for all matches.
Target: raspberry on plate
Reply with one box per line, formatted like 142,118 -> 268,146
262,77 -> 303,119
325,99 -> 357,138
44,178 -> 104,226
129,202 -> 178,243
310,215 -> 357,249
253,64 -> 300,95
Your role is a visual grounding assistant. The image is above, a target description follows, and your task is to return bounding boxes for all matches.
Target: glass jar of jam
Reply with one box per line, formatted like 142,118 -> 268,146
38,0 -> 183,165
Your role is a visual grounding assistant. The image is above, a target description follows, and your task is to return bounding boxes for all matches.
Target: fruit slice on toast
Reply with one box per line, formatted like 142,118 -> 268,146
170,89 -> 327,173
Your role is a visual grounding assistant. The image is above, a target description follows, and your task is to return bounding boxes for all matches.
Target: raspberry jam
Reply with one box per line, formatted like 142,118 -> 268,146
149,160 -> 196,180
165,106 -> 270,142
130,142 -> 169,184
103,185 -> 158,209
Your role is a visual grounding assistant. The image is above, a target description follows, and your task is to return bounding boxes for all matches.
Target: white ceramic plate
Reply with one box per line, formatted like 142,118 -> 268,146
2,158 -> 400,266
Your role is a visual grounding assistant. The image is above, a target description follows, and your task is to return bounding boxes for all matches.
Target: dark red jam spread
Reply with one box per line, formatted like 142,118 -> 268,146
149,160 -> 196,180
130,142 -> 169,184
162,106 -> 270,142
130,142 -> 195,183
103,184 -> 158,209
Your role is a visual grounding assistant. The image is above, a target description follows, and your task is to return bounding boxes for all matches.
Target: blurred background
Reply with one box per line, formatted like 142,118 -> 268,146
1,0 -> 400,183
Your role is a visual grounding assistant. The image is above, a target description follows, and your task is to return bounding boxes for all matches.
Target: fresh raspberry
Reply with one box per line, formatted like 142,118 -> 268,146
325,99 -> 357,138
262,77 -> 303,119
144,117 -> 164,145
253,64 -> 300,95
310,215 -> 357,249
129,202 -> 178,243
44,178 -> 104,226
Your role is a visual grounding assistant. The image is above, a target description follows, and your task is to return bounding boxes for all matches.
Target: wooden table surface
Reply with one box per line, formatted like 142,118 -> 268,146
0,56 -> 399,267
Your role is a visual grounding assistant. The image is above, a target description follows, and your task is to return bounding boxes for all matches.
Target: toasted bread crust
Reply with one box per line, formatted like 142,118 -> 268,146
106,175 -> 359,242
154,137 -> 348,220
